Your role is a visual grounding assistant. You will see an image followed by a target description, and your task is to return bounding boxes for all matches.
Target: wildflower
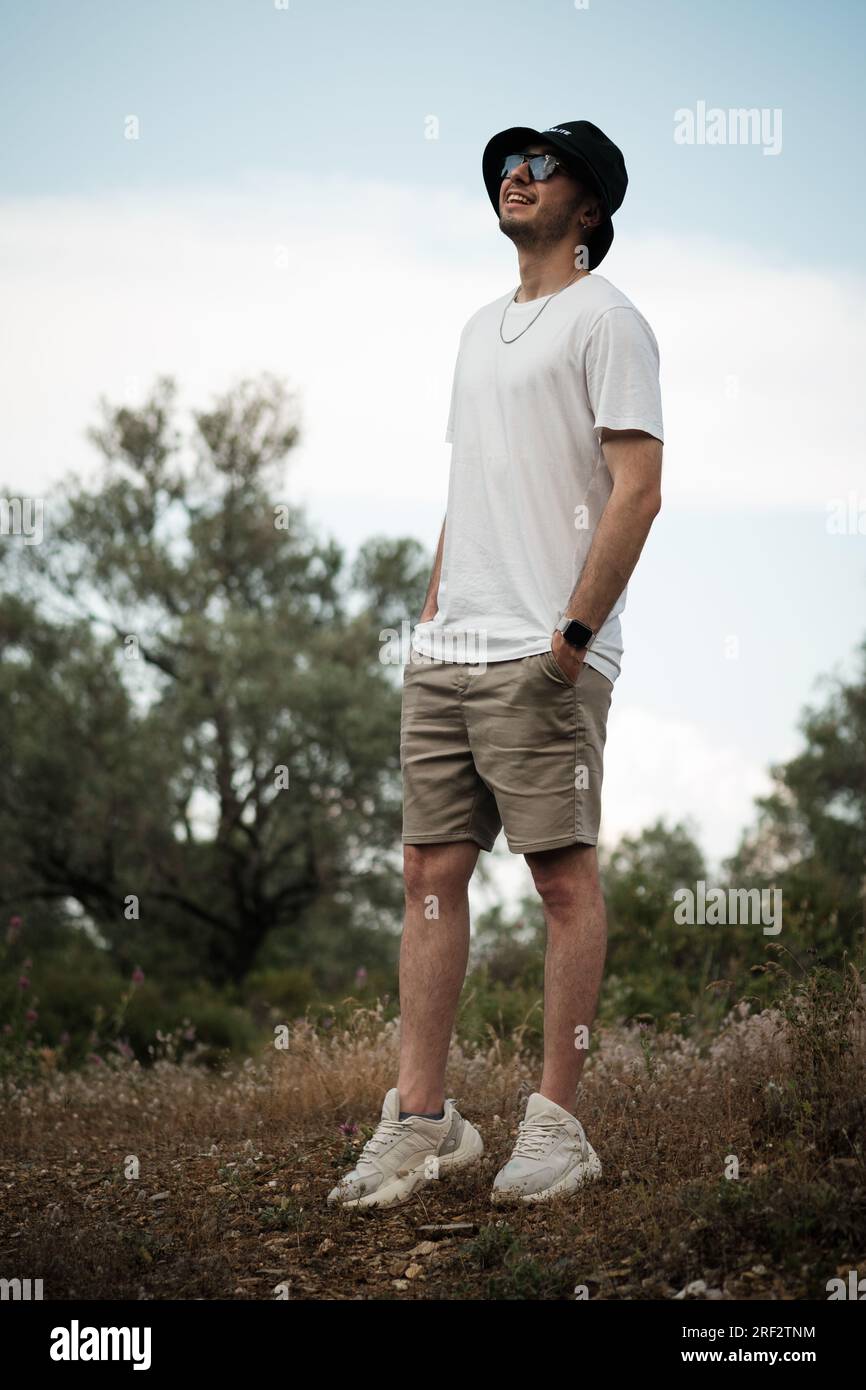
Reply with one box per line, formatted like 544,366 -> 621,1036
6,914 -> 22,943
339,1120 -> 359,1137
131,966 -> 145,985
25,1009 -> 38,1024
355,966 -> 368,987
87,1053 -> 104,1066
18,975 -> 30,991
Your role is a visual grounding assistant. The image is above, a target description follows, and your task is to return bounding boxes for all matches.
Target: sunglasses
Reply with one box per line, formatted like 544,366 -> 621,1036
500,151 -> 569,182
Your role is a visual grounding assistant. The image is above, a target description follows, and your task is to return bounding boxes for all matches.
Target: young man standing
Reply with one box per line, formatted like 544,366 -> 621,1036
329,120 -> 663,1209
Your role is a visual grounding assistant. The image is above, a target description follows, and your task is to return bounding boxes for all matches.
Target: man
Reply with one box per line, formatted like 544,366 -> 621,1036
329,120 -> 663,1210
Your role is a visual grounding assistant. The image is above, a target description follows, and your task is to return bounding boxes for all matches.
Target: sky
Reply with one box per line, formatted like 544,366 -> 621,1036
1,0 -> 864,909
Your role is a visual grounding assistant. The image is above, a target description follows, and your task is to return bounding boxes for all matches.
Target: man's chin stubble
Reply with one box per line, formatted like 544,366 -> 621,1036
498,208 -> 576,251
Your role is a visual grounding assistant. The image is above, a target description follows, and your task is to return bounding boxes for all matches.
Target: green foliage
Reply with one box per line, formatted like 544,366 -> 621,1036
1,374 -> 425,987
686,1172 -> 863,1282
724,639 -> 866,955
457,973 -> 546,1056
0,908 -> 256,1074
244,967 -> 317,1020
258,1197 -> 308,1233
601,818 -> 715,1022
763,953 -> 866,1153
433,1221 -> 579,1300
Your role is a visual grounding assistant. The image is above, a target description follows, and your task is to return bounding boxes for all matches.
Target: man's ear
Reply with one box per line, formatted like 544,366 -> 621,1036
582,195 -> 603,229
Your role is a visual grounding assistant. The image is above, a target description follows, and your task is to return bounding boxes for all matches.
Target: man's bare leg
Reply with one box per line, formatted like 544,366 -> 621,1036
524,843 -> 607,1113
397,840 -> 479,1113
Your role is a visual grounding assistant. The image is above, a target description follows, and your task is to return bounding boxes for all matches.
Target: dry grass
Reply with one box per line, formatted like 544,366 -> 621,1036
2,971 -> 866,1301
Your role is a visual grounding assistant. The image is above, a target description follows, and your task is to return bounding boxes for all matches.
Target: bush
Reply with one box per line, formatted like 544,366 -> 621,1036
0,913 -> 258,1074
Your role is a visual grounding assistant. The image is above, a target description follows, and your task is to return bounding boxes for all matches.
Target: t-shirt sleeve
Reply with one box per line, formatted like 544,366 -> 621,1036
584,306 -> 664,443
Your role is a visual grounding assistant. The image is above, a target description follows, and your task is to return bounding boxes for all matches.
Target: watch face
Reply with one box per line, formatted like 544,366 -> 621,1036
563,619 -> 593,649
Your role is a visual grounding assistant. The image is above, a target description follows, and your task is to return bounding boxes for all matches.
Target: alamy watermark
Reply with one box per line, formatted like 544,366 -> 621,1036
674,102 -> 782,156
826,493 -> 866,536
49,1321 -> 151,1370
380,619 -> 489,669
673,881 -> 782,935
1,1276 -> 43,1300
0,496 -> 44,545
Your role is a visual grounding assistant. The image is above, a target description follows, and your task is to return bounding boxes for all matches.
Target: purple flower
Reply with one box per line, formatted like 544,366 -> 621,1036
17,975 -> 30,991
339,1120 -> 359,1137
322,1016 -> 333,1030
355,966 -> 368,987
131,966 -> 145,985
6,915 -> 22,944
25,1009 -> 38,1024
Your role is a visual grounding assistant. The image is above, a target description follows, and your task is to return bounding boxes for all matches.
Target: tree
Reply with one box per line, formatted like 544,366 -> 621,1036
600,818 -> 714,1020
725,639 -> 866,959
1,374 -> 431,988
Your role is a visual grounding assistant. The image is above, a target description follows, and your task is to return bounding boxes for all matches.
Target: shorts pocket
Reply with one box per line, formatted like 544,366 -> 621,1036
540,649 -> 579,688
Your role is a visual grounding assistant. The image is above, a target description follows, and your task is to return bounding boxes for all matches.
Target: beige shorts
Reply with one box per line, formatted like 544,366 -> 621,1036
400,649 -> 614,855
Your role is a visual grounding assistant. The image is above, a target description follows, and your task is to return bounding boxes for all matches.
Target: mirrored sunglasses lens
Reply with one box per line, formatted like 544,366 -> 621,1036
529,156 -> 553,179
501,154 -> 553,180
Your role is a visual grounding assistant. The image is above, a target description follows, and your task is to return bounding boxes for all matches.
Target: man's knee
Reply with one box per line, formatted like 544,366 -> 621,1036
403,841 -> 478,906
525,843 -> 600,907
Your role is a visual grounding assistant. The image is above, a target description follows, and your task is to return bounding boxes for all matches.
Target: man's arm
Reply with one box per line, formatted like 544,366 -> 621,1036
553,428 -> 662,675
419,515 -> 446,621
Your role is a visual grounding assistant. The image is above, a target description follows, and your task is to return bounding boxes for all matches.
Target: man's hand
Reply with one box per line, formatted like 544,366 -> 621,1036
550,629 -> 586,685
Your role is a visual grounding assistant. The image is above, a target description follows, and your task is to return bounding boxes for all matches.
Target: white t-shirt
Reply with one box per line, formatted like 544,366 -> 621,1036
411,273 -> 664,684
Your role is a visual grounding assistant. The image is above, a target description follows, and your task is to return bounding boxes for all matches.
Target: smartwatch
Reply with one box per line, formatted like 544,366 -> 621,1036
555,615 -> 594,651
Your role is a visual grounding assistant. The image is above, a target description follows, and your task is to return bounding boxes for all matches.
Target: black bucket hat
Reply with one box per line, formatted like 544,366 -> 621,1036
482,119 -> 628,269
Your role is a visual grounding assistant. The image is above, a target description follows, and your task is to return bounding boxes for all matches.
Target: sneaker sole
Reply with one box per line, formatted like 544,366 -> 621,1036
331,1120 -> 485,1210
490,1142 -> 602,1205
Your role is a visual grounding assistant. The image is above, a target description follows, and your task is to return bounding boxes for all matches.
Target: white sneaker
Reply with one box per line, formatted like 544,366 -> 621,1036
327,1087 -> 484,1209
491,1092 -> 602,1204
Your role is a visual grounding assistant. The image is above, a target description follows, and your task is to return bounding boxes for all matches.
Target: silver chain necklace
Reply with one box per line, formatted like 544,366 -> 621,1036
499,267 -> 583,344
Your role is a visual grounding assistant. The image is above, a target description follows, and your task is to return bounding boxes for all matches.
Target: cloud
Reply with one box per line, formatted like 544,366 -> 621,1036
601,701 -> 774,868
624,233 -> 866,512
2,176 -> 862,525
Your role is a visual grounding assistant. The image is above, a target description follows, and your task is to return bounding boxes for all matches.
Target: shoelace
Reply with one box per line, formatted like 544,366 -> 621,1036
357,1115 -> 411,1161
512,1118 -> 582,1160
